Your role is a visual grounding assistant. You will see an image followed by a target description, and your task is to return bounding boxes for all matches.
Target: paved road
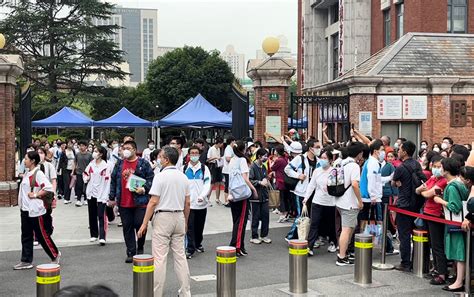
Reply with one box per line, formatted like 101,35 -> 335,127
1,227 -> 450,296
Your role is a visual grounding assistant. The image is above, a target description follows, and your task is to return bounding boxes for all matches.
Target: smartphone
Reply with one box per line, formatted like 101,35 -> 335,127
351,123 -> 355,129
435,188 -> 442,196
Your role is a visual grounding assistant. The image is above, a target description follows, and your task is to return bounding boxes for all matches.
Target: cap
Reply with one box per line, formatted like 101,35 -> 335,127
247,142 -> 255,148
289,142 -> 303,154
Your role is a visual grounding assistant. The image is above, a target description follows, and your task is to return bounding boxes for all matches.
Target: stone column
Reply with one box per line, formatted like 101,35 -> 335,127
247,57 -> 296,142
0,55 -> 24,207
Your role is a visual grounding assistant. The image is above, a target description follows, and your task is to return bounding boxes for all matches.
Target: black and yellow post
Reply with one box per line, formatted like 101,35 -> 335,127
133,254 -> 154,297
412,230 -> 429,277
354,233 -> 373,285
216,246 -> 236,297
36,264 -> 60,297
289,239 -> 308,293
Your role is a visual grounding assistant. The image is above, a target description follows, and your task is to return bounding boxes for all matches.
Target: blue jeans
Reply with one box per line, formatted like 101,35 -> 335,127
286,195 -> 304,240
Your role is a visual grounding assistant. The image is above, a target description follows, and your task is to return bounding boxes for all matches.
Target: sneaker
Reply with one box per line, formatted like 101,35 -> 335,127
64,200 -> 71,204
99,239 -> 106,246
75,201 -> 82,207
196,246 -> 205,253
430,276 -> 446,285
277,216 -> 286,223
186,252 -> 194,259
272,209 -> 281,215
386,249 -> 400,256
284,237 -> 291,243
315,237 -> 326,246
216,199 -> 222,205
33,241 -> 39,246
250,238 -> 262,244
348,252 -> 355,261
83,200 -> 88,206
261,237 -> 272,244
118,221 -> 123,227
13,262 -> 33,270
308,249 -> 314,257
90,237 -> 97,242
313,242 -> 320,249
224,203 -> 231,208
236,249 -> 248,257
395,264 -> 411,272
51,251 -> 61,265
327,242 -> 337,253
336,255 -> 354,266
125,256 -> 133,263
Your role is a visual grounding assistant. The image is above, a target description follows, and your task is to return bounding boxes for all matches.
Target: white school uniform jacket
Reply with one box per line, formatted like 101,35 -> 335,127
184,162 -> 211,210
18,168 -> 53,217
284,153 -> 313,197
83,160 -> 112,203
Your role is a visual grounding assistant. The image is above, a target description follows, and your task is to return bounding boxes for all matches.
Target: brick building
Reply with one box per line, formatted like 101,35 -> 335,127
303,33 -> 474,146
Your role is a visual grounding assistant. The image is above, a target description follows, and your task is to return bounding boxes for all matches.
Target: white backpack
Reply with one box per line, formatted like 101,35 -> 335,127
229,157 -> 251,202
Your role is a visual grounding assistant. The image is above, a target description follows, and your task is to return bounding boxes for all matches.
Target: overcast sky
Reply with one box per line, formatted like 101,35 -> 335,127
110,0 -> 297,60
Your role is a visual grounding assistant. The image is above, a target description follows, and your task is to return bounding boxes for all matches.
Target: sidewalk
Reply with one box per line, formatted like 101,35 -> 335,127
0,192 -> 291,251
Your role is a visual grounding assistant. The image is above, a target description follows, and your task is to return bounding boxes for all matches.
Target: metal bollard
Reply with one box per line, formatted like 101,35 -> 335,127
133,254 -> 154,297
373,203 -> 394,270
216,246 -> 236,297
354,233 -> 373,285
36,263 -> 60,297
412,230 -> 429,277
289,239 -> 308,294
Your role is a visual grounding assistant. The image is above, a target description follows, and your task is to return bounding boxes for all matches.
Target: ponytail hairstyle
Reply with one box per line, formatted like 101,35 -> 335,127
97,146 -> 108,162
233,140 -> 250,163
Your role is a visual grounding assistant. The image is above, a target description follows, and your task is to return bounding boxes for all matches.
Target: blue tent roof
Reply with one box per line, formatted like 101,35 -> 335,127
95,107 -> 152,127
156,94 -> 232,128
32,107 -> 94,127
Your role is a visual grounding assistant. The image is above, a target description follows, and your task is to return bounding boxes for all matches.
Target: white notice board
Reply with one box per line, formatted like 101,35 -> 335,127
359,112 -> 372,136
265,116 -> 281,142
377,95 -> 402,119
403,96 -> 427,119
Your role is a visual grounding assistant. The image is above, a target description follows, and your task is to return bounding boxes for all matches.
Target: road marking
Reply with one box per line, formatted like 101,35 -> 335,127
191,274 -> 217,282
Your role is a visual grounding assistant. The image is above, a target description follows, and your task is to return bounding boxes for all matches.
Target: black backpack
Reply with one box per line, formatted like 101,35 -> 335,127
183,163 -> 206,180
284,155 -> 306,191
401,162 -> 427,210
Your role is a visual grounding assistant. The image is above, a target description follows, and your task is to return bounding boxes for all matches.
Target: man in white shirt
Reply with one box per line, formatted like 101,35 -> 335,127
138,146 -> 191,297
221,136 -> 236,206
170,136 -> 186,171
335,142 -> 364,267
207,137 -> 224,205
142,140 -> 156,162
184,146 -> 211,259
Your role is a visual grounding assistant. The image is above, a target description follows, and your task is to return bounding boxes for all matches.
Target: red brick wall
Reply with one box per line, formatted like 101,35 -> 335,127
297,0 -> 303,94
347,93 -> 474,145
254,86 -> 289,143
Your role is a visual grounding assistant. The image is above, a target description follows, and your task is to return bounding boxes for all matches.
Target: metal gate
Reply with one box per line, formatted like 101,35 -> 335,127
290,94 -> 351,142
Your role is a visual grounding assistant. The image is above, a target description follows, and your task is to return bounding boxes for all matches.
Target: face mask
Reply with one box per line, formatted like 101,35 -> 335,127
122,149 -> 132,159
317,159 -> 329,169
26,148 -> 34,153
378,151 -> 386,162
73,145 -> 78,149
154,159 -> 162,169
190,156 -> 199,163
39,154 -> 45,162
261,156 -> 268,163
112,143 -> 119,149
92,152 -> 100,160
101,143 -> 108,148
394,143 -> 399,149
420,144 -> 427,150
148,144 -> 155,150
432,168 -> 442,178
433,147 -> 440,153
53,144 -> 58,148
441,143 -> 449,150
312,148 -> 321,156
170,144 -> 177,148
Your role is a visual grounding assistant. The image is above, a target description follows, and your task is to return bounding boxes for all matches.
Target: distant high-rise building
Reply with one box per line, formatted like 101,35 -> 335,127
220,45 -> 245,80
256,35 -> 297,60
157,46 -> 178,57
94,7 -> 158,85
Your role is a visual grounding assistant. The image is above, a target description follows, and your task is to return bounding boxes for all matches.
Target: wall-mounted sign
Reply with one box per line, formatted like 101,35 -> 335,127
403,95 -> 427,119
359,112 -> 372,136
377,96 -> 402,119
268,93 -> 279,101
265,116 -> 281,142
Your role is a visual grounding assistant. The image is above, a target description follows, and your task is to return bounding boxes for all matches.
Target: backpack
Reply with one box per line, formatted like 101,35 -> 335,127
183,163 -> 206,180
31,169 -> 55,209
284,155 -> 306,191
229,157 -> 251,201
401,162 -> 427,210
327,160 -> 354,197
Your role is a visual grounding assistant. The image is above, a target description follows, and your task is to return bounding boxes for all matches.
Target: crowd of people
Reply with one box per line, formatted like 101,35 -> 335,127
13,129 -> 474,295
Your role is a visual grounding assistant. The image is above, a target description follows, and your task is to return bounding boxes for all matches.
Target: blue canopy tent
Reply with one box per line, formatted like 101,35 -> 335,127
94,107 -> 152,127
32,107 -> 95,138
156,94 -> 232,128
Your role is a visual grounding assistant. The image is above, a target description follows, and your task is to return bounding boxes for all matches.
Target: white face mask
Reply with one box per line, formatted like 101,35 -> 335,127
92,152 -> 100,160
122,149 -> 132,159
112,143 -> 119,149
433,147 -> 440,153
148,144 -> 155,150
441,143 -> 449,150
154,159 -> 162,169
311,148 -> 321,156
101,143 -> 108,148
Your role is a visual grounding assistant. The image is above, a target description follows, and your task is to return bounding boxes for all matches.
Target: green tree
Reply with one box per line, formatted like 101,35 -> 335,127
0,0 -> 126,105
146,46 -> 234,118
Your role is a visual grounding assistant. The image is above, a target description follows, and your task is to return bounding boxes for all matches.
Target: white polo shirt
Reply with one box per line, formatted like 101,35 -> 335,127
149,166 -> 190,211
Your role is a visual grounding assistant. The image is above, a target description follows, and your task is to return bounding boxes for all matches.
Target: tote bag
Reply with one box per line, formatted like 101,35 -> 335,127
268,184 -> 280,208
297,204 -> 311,240
229,158 -> 251,202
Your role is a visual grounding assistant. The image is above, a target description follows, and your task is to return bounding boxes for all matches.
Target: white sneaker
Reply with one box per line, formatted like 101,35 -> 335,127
327,242 -> 337,253
315,237 -> 326,246
90,237 -> 97,242
313,242 -> 320,249
51,251 -> 61,265
83,200 -> 88,206
272,209 -> 281,215
250,238 -> 262,244
64,200 -> 71,204
33,241 -> 39,246
277,215 -> 286,223
99,239 -> 106,246
75,201 -> 82,207
261,237 -> 272,244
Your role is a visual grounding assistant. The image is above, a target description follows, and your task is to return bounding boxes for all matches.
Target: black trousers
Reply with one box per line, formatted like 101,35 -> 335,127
427,219 -> 448,275
251,201 -> 269,239
120,207 -> 146,256
396,211 -> 415,267
61,170 -> 72,201
229,199 -> 249,252
308,204 -> 337,250
57,174 -> 64,197
88,198 -> 107,240
186,208 -> 207,254
74,174 -> 86,202
278,190 -> 291,213
21,210 -> 59,263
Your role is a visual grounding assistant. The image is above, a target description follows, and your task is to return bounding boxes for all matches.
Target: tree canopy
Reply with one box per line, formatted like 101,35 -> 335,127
146,46 -> 234,118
